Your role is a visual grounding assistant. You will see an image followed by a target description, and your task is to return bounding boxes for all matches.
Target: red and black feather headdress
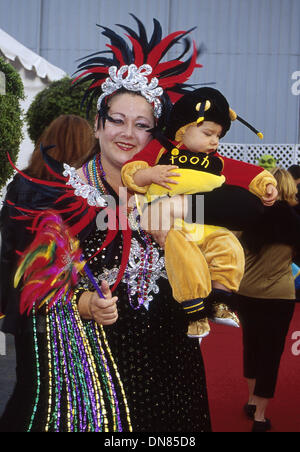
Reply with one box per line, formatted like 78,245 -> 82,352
72,14 -> 202,119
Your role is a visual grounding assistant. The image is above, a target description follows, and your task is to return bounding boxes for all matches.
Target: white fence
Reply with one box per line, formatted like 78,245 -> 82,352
219,143 -> 300,169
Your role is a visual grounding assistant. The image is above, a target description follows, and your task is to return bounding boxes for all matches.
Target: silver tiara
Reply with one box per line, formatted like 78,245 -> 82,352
97,64 -> 164,118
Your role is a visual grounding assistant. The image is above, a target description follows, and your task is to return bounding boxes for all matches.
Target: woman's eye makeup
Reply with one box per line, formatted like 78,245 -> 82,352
136,122 -> 151,129
106,115 -> 123,124
106,114 -> 151,129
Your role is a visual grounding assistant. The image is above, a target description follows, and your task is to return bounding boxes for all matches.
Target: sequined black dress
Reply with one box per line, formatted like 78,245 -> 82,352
80,224 -> 211,432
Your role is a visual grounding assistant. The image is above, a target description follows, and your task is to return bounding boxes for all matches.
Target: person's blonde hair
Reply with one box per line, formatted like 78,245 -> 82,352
270,167 -> 298,206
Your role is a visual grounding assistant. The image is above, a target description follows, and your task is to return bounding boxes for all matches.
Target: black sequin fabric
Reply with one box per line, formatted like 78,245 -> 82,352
82,226 -> 212,432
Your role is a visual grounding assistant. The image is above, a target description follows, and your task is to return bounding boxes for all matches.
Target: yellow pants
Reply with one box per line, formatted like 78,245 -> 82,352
164,220 -> 245,303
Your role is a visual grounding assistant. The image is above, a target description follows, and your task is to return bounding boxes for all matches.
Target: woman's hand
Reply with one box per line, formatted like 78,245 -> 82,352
78,280 -> 118,325
140,194 -> 188,248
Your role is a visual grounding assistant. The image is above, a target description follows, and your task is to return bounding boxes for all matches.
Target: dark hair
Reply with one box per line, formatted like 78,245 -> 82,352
97,88 -> 171,131
25,114 -> 96,180
288,164 -> 300,180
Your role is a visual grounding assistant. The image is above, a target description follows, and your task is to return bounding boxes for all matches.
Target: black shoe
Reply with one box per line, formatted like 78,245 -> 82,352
252,418 -> 271,432
244,403 -> 256,420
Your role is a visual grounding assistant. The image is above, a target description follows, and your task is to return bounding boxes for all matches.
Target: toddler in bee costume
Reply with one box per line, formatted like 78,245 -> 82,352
122,87 -> 277,338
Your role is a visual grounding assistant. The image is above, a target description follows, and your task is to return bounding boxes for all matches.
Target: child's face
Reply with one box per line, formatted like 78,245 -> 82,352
181,121 -> 223,154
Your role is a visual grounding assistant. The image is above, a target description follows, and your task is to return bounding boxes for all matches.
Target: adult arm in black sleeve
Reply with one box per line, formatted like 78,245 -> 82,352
186,184 -> 265,231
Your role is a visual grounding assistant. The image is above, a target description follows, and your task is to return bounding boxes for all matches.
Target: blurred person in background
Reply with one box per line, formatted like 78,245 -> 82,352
235,168 -> 300,432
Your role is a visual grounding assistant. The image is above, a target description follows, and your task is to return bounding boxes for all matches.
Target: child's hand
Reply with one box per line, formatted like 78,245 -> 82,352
150,165 -> 180,189
133,166 -> 180,188
261,184 -> 278,206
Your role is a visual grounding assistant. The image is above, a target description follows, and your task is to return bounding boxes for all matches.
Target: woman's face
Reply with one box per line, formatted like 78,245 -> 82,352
95,92 -> 155,169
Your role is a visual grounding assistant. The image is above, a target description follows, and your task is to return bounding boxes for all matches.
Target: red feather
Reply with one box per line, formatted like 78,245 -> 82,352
125,35 -> 144,67
167,92 -> 185,103
147,30 -> 186,69
159,41 -> 199,88
6,152 -> 67,188
152,60 -> 186,76
72,67 -> 109,84
106,44 -> 127,66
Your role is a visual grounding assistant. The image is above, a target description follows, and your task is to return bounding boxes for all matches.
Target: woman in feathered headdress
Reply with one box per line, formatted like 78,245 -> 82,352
0,15 -> 214,432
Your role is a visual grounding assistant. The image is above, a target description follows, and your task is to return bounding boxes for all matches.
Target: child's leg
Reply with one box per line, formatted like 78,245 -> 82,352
200,228 -> 245,325
165,228 -> 212,302
201,228 -> 245,292
164,228 -> 212,338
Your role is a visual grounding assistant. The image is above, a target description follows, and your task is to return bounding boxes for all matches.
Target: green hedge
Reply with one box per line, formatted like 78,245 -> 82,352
0,57 -> 24,189
25,76 -> 97,144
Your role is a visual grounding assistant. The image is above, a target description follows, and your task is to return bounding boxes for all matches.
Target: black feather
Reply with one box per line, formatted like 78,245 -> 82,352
40,145 -> 64,175
99,25 -> 132,64
148,18 -> 163,49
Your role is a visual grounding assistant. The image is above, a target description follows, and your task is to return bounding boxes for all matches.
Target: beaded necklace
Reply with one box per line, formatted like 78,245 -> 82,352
84,154 -> 155,310
27,305 -> 41,432
83,153 -> 107,195
126,209 -> 155,310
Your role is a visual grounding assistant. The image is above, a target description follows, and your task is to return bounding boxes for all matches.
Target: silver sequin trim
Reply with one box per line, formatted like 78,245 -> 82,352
97,64 -> 163,118
63,163 -> 107,207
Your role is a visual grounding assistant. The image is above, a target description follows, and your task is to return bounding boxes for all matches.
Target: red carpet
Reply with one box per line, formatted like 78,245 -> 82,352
201,303 -> 300,432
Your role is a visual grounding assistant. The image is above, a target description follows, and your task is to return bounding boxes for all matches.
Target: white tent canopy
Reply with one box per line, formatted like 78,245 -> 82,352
0,28 -> 66,169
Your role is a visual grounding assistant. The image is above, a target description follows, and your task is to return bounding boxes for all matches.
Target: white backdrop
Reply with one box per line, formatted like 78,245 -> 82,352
0,28 -> 66,170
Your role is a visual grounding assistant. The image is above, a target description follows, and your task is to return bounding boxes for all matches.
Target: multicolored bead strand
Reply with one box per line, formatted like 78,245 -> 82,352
45,307 -> 53,432
83,154 -> 107,194
126,210 -> 154,310
69,296 -> 107,431
94,324 -> 133,432
55,300 -> 77,431
85,322 -> 120,431
27,290 -> 130,432
49,305 -> 63,431
27,306 -> 41,432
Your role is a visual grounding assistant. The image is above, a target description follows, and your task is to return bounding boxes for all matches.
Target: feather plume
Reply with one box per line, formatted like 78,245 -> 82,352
7,152 -> 132,298
14,211 -> 86,315
72,15 -> 202,117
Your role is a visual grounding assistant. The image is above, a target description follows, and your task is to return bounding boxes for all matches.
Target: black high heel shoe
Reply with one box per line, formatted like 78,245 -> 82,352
252,418 -> 271,432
